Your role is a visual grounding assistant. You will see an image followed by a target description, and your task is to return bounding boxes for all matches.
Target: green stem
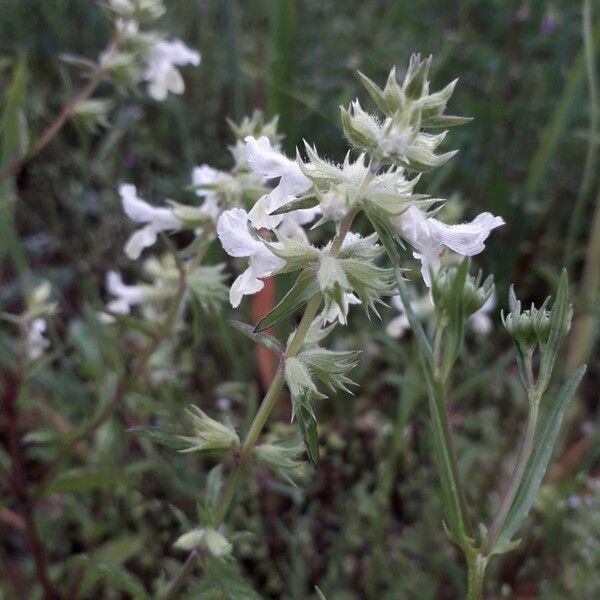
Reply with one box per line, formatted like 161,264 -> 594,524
466,552 -> 487,600
429,375 -> 472,540
485,377 -> 541,554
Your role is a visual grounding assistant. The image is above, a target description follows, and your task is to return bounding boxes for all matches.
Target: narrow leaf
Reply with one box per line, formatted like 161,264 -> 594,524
46,468 -> 127,495
270,195 -> 319,215
127,426 -> 190,451
494,365 -> 586,551
255,270 -> 320,332
230,320 -> 283,354
298,403 -> 319,468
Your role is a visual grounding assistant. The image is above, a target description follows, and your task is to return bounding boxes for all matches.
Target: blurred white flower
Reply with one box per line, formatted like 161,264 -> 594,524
217,208 -> 285,307
245,136 -> 316,230
144,39 -> 200,101
391,206 -> 504,286
104,270 -> 146,317
191,165 -> 224,221
387,290 -> 496,338
469,292 -> 496,335
119,183 -> 181,259
26,319 -> 50,360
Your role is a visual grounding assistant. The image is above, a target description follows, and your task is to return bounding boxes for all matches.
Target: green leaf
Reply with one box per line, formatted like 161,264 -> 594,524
315,586 -> 328,600
103,310 -> 158,337
127,426 -> 190,451
298,400 -> 319,468
270,195 -> 319,215
76,557 -> 149,600
494,365 -> 586,552
538,269 -> 569,392
201,556 -> 262,600
0,56 -> 29,274
356,70 -> 388,114
230,320 -> 283,354
364,202 -> 400,264
424,115 -> 473,128
255,269 -> 320,332
46,468 -> 127,494
443,258 -> 470,374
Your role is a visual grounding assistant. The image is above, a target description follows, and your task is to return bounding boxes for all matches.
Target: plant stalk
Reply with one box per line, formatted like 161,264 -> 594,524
466,552 -> 488,600
164,205 -> 363,598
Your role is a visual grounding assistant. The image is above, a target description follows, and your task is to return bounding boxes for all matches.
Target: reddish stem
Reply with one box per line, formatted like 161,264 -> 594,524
2,371 -> 59,599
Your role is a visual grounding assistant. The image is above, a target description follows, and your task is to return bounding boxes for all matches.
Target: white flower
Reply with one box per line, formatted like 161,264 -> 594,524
469,292 -> 496,335
245,136 -> 316,230
217,208 -> 285,307
119,184 -> 181,259
26,319 -> 49,360
104,270 -> 146,317
144,39 -> 200,101
191,165 -> 224,221
392,206 -> 504,286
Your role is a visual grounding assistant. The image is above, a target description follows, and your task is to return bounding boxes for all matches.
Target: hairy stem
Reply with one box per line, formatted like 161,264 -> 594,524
466,552 -> 487,600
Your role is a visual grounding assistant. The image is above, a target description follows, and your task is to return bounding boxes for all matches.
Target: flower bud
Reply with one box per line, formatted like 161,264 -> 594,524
174,527 -> 232,557
253,437 -> 307,485
432,266 -> 494,319
340,101 -> 380,152
108,0 -> 165,21
178,406 -> 240,454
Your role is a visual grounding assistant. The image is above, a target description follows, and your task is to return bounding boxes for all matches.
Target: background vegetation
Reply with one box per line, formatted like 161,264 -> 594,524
1,0 -> 598,598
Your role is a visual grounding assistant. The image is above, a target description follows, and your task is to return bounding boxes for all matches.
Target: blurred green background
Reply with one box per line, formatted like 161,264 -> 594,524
1,1 -> 599,598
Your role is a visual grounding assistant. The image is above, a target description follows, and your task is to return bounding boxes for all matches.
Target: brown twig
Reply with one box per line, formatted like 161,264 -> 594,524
2,371 -> 59,599
0,38 -> 119,187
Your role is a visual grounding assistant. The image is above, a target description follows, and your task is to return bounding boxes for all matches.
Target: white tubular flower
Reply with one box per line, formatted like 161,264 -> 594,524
217,208 -> 285,308
104,270 -> 146,316
245,136 -> 315,230
26,319 -> 50,361
119,184 -> 181,259
144,39 -> 200,101
392,206 -> 504,286
469,291 -> 496,335
191,165 -> 223,221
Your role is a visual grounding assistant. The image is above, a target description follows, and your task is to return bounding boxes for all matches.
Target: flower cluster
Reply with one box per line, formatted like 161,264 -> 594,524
105,0 -> 200,101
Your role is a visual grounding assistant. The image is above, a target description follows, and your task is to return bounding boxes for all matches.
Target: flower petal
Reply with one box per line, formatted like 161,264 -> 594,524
229,267 -> 264,308
217,208 -> 263,258
124,225 -> 159,260
428,212 -> 504,257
